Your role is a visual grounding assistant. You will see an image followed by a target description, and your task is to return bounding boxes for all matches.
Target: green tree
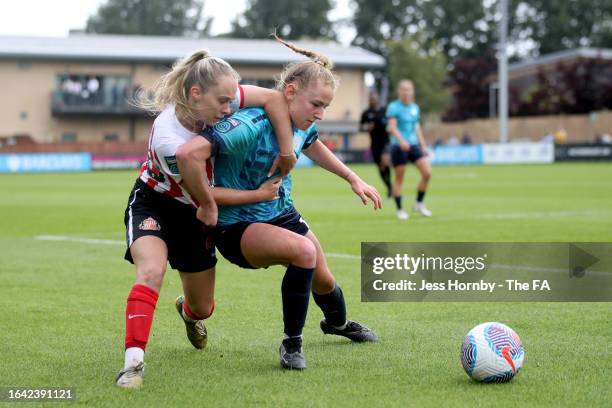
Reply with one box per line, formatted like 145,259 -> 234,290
351,0 -> 514,60
591,26 -> 612,48
350,0 -> 417,94
511,58 -> 612,116
352,0 -> 612,60
443,54 -> 496,121
419,0 -> 502,59
229,0 -> 336,40
514,0 -> 612,55
387,37 -> 449,115
86,0 -> 211,36
351,0 -> 415,58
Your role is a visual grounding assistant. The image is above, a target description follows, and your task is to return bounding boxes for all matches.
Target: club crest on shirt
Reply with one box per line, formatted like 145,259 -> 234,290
410,106 -> 418,116
139,217 -> 161,231
214,117 -> 241,133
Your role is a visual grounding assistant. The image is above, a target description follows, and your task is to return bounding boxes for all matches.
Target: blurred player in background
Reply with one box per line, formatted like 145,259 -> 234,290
360,91 -> 392,197
386,79 -> 433,220
177,36 -> 380,370
116,50 -> 295,388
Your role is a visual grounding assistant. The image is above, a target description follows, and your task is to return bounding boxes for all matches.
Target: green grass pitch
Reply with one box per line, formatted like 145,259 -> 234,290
0,162 -> 611,407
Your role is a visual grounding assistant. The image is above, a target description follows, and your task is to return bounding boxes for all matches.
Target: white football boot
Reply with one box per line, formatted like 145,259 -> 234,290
412,202 -> 432,217
396,209 -> 409,220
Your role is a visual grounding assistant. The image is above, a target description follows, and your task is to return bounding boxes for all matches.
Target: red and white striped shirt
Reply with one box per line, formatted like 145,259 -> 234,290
138,85 -> 244,207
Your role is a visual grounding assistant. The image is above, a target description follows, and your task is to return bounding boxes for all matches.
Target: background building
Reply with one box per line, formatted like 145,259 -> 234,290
0,33 -> 384,147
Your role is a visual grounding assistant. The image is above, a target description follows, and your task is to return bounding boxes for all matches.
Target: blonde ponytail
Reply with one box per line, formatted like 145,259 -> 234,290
273,33 -> 338,92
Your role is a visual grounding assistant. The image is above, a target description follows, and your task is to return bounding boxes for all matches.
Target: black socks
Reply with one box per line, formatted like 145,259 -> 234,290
312,284 -> 347,328
281,264 -> 315,337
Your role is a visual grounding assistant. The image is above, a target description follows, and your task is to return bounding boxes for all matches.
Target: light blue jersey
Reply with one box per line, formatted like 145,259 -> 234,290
201,107 -> 318,226
385,100 -> 420,145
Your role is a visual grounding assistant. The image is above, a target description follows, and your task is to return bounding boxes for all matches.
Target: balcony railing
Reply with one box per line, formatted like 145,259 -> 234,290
51,90 -> 147,116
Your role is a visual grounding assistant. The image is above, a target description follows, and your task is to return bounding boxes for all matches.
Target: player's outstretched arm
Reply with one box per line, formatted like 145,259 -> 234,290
213,177 -> 281,206
175,137 -> 217,227
303,140 -> 382,210
241,85 -> 296,176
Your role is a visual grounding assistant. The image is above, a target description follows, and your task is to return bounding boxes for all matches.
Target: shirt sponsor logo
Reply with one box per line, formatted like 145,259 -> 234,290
164,155 -> 179,174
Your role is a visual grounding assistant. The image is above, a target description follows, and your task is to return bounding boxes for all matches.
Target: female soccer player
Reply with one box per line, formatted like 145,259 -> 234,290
386,79 -> 433,220
177,36 -> 381,370
116,50 -> 296,388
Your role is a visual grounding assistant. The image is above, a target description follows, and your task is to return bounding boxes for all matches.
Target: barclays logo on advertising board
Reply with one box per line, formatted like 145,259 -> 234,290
430,145 -> 483,165
0,153 -> 92,173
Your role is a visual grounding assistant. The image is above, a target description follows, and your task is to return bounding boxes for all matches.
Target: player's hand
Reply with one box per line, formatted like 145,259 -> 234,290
348,173 -> 383,210
268,152 -> 297,177
257,176 -> 282,201
421,145 -> 430,156
399,139 -> 411,151
196,200 -> 218,228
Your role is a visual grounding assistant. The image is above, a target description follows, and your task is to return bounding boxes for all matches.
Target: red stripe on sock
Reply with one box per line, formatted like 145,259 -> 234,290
183,299 -> 215,320
125,284 -> 159,350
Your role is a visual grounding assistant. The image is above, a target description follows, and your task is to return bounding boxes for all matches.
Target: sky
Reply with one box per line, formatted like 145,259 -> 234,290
0,0 -> 355,44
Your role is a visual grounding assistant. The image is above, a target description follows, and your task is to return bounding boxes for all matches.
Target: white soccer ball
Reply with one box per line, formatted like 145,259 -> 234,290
460,322 -> 524,382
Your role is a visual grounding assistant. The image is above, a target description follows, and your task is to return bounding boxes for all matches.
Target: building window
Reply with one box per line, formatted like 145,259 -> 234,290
153,63 -> 172,71
56,74 -> 130,107
61,133 -> 77,143
104,133 -> 120,142
18,60 -> 32,70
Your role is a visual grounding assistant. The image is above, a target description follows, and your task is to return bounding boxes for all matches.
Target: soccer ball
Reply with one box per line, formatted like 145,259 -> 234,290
460,322 -> 524,382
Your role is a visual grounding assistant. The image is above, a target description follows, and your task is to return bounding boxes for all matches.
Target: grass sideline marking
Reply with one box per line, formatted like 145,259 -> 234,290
32,235 -> 369,260
34,235 -> 124,245
34,234 -> 363,260
310,209 -> 612,225
33,235 -> 610,275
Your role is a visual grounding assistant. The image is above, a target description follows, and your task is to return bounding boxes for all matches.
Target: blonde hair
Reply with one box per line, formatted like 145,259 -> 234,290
273,34 -> 339,92
135,50 -> 240,121
398,79 -> 414,89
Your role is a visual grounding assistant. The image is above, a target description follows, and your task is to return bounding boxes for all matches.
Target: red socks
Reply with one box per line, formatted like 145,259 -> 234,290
124,284 -> 159,350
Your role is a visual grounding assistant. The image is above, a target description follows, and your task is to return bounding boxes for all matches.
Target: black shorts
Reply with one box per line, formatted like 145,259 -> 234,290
391,144 -> 426,166
371,143 -> 390,165
123,179 -> 216,272
214,207 -> 309,269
